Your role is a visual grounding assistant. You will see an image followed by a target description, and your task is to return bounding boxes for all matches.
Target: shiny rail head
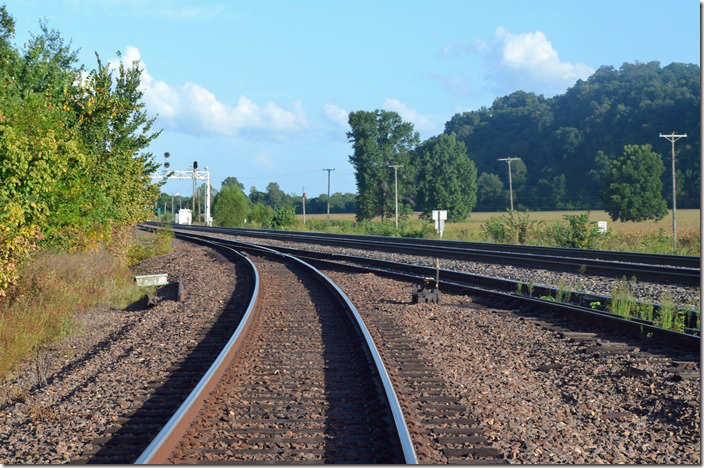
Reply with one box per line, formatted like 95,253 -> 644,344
134,244 -> 260,464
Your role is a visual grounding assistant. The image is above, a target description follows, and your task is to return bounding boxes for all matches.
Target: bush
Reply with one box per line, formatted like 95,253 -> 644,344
271,206 -> 298,229
548,212 -> 603,249
126,229 -> 173,266
480,211 -> 543,244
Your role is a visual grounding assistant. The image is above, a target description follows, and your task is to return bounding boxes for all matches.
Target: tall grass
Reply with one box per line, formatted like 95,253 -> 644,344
0,230 -> 173,379
293,210 -> 700,256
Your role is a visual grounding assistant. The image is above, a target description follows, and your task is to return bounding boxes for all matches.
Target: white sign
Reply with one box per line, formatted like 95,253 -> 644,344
432,210 -> 447,237
597,221 -> 607,233
432,210 -> 447,221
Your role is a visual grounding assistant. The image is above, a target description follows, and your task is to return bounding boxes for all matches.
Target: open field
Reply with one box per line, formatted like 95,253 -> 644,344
298,210 -> 700,236
295,210 -> 700,255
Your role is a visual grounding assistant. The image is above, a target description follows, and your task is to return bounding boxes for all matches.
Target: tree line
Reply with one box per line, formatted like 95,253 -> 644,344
181,61 -> 699,230
345,61 -> 698,223
157,177 -> 358,228
0,6 -> 159,296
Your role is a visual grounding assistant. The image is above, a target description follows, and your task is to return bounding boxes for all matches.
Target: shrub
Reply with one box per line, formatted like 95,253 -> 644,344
549,212 -> 602,249
271,206 -> 298,229
480,211 -> 543,244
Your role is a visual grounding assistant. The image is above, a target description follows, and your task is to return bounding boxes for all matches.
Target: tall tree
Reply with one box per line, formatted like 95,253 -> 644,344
602,144 -> 668,222
413,133 -> 477,222
348,110 -> 419,221
213,184 -> 248,227
221,176 -> 245,191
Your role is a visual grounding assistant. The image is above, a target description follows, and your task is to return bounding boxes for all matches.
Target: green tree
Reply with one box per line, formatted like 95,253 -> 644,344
602,144 -> 668,222
213,184 -> 248,227
476,172 -> 507,211
348,110 -> 419,221
414,133 -> 477,222
221,176 -> 245,191
265,182 -> 288,209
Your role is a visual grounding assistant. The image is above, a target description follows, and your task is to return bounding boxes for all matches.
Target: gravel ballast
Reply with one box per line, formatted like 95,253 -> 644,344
201,231 -> 700,307
0,234 -> 699,464
325,270 -> 700,464
0,239 -> 239,464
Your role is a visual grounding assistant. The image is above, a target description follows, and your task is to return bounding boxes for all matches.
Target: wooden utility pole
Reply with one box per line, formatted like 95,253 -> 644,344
323,169 -> 335,221
498,157 -> 521,210
388,165 -> 403,229
302,186 -> 306,225
659,132 -> 687,245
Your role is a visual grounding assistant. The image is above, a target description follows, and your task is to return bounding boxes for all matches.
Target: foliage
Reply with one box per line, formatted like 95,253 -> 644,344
0,7 -> 161,296
609,277 -> 637,319
271,206 -> 297,229
0,246 -> 145,378
602,144 -> 668,222
213,184 -> 248,227
480,211 -> 543,244
413,133 -> 478,222
548,212 -> 603,248
477,172 -> 507,211
445,62 -> 700,211
126,229 -> 173,266
347,109 -> 419,221
247,202 -> 274,228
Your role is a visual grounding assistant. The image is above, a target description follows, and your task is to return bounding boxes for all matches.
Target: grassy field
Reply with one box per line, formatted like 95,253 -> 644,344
295,209 -> 700,255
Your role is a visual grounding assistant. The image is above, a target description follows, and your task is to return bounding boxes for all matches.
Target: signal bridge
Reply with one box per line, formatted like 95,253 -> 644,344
152,165 -> 212,226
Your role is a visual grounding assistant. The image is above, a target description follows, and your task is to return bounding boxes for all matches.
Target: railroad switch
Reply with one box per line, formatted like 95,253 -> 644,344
412,277 -> 441,304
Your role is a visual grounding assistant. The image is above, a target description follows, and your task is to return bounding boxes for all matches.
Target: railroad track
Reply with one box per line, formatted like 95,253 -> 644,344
155,227 -> 699,352
129,239 -> 418,464
123,226 -> 698,463
147,223 -> 701,286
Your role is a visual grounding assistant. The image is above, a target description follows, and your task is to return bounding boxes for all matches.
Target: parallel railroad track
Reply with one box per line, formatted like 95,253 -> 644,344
157,227 -> 699,354
148,223 -> 700,286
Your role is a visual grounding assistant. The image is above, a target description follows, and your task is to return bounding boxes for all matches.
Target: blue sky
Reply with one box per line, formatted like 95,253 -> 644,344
7,0 -> 701,198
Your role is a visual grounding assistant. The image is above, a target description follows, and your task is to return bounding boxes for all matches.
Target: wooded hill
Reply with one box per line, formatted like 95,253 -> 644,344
444,61 -> 700,211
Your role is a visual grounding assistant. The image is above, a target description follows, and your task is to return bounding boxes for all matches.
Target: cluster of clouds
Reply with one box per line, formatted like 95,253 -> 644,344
112,27 -> 591,143
442,27 -> 594,98
110,46 -> 308,140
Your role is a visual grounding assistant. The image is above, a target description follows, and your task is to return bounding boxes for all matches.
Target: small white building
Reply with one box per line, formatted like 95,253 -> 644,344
176,208 -> 192,225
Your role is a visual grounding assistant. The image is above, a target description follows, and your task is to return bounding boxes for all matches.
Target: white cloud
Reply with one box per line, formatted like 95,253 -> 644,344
476,27 -> 594,94
382,98 -> 440,134
109,46 -> 308,139
322,103 -> 349,129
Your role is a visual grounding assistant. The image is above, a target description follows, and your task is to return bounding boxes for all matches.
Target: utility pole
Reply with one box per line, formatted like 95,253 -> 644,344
389,164 -> 403,229
171,193 -> 175,223
192,161 -> 198,221
302,187 -> 306,225
323,168 -> 335,221
659,132 -> 687,245
498,157 -> 521,211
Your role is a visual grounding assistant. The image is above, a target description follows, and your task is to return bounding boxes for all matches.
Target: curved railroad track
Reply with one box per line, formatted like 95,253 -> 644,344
129,238 -> 418,464
147,223 -> 700,286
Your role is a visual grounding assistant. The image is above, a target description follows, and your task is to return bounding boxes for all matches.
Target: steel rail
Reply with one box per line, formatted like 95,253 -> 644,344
136,229 -> 418,464
230,227 -> 702,269
148,223 -> 700,286
135,242 -> 260,464
156,228 -> 699,354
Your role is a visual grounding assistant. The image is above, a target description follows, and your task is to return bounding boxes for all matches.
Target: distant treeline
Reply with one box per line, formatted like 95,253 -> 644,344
160,60 -> 700,223
445,61 -> 700,211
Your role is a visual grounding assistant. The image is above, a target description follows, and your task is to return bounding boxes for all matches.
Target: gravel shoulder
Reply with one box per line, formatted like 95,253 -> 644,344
326,270 -> 701,464
0,239 -> 237,464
